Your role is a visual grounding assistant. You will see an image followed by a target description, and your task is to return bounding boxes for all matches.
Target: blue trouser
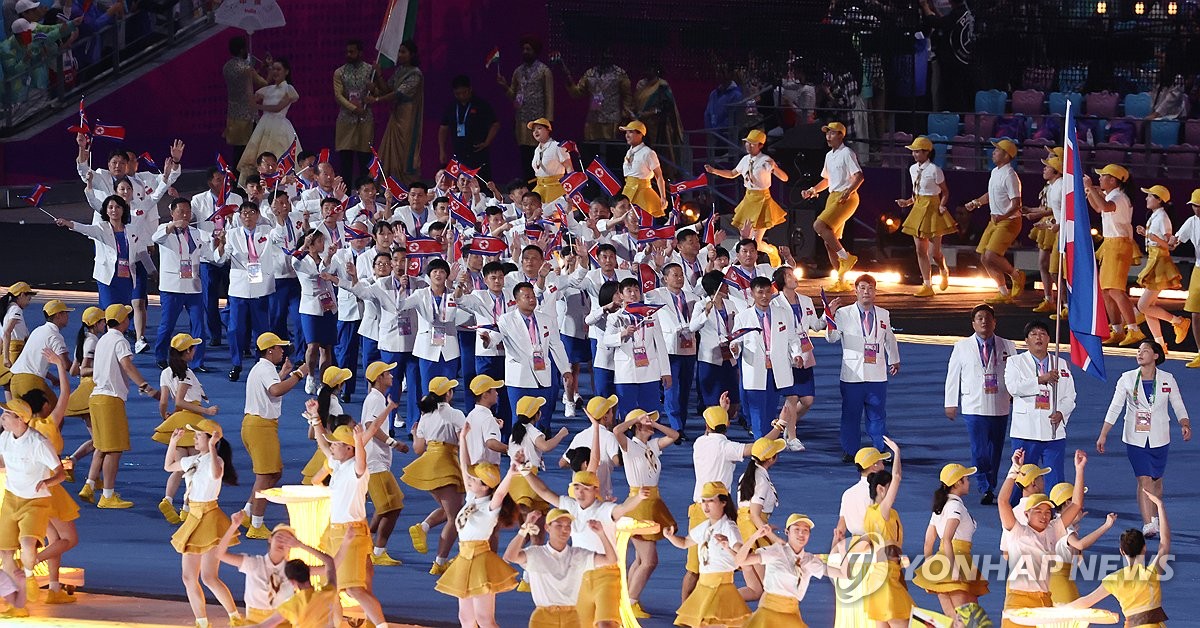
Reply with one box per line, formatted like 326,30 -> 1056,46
616,381 -> 660,420
459,331 -> 477,408
419,357 -> 460,402
475,355 -> 510,436
228,296 -> 269,369
97,275 -> 133,309
593,368 -> 615,398
381,350 -> 420,433
335,320 -> 362,396
200,262 -> 229,344
509,383 -> 553,433
269,277 -> 305,363
155,291 -> 206,367
360,336 -> 380,375
664,355 -> 697,434
1012,437 -> 1066,492
839,380 -> 888,456
963,414 -> 1008,494
696,361 -> 739,409
744,372 -> 781,439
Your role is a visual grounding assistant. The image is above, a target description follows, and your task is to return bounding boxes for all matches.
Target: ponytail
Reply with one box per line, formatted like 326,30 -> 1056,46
168,348 -> 189,381
217,439 -> 238,486
73,323 -> 87,364
738,458 -> 761,503
317,384 -> 336,430
417,391 -> 445,415
510,413 -> 541,447
932,482 -> 952,514
0,293 -> 15,315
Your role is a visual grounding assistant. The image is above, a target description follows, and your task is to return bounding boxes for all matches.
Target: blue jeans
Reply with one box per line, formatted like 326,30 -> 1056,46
155,291 -> 206,367
475,355 -> 510,436
458,331 -> 478,408
228,296 -> 269,369
381,350 -> 420,434
744,373 -> 781,439
200,262 -> 229,344
616,381 -> 660,420
269,277 -> 304,363
664,355 -> 697,434
335,320 -> 362,396
1012,438 -> 1066,492
962,414 -> 1008,494
839,380 -> 888,456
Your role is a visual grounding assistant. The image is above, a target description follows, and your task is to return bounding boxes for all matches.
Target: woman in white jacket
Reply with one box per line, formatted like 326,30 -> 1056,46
57,195 -> 151,309
1097,339 -> 1191,538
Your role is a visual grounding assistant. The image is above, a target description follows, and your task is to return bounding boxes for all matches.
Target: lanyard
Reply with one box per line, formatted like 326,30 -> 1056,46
456,102 -> 471,127
1134,376 -> 1156,407
672,291 -> 687,320
176,228 -> 195,254
114,230 -> 129,261
757,307 -> 771,353
683,256 -> 701,280
717,306 -> 729,333
978,337 -> 993,369
392,277 -> 406,308
491,292 -> 504,322
285,218 -> 295,243
244,228 -> 259,262
432,292 -> 445,323
524,313 -> 540,346
858,305 -> 875,339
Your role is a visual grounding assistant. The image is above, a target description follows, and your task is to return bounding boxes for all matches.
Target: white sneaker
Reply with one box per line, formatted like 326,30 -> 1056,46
393,418 -> 406,429
786,438 -> 806,452
134,338 -> 149,354
562,392 -> 571,406
400,379 -> 407,393
1142,518 -> 1160,539
564,401 -> 577,418
305,376 -> 317,395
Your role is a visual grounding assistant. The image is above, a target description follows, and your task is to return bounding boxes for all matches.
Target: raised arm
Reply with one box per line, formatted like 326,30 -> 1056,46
216,511 -> 247,569
877,436 -> 901,518
503,510 -> 540,565
1067,513 -> 1117,552
998,448 -> 1024,531
1058,450 -> 1088,524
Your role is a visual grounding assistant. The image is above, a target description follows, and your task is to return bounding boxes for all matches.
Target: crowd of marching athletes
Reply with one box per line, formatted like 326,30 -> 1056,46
0,42 -> 1195,626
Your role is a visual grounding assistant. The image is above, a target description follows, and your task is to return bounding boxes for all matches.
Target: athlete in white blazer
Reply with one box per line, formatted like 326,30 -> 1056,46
484,282 -> 571,428
456,262 -> 514,432
567,245 -> 635,357
1003,319 -> 1076,489
689,271 -> 743,431
603,280 -> 671,419
58,205 -> 152,309
730,277 -> 803,438
724,238 -> 776,308
192,170 -> 245,347
152,198 -> 213,368
215,204 -> 277,380
646,265 -> 700,436
397,259 -> 471,390
943,304 -> 1017,503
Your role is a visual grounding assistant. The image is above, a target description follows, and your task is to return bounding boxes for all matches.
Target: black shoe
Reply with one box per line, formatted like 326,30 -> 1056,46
208,339 -> 223,348
156,360 -> 168,369
677,434 -> 689,444
228,367 -> 241,382
195,366 -> 211,373
841,453 -> 854,464
981,492 -> 996,505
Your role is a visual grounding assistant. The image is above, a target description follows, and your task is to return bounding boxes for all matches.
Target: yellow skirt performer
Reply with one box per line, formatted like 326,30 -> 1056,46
528,118 -> 573,203
861,437 -> 912,627
896,137 -> 956,297
154,334 -> 218,525
0,281 -> 36,388
706,129 -> 790,266
665,482 -> 752,628
912,464 -> 989,620
402,377 -> 467,574
618,120 -> 669,217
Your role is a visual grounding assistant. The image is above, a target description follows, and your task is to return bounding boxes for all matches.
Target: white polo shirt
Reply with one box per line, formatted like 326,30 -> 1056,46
839,477 -> 871,536
361,389 -> 392,474
92,329 -> 133,400
244,358 -> 284,419
455,494 -> 501,542
525,544 -> 595,607
928,494 -> 976,542
691,433 -> 746,502
987,163 -> 1021,217
0,428 -> 59,499
10,322 -> 66,378
562,425 -> 621,499
734,154 -> 776,191
622,144 -> 660,179
689,517 -> 741,574
558,495 -> 617,554
1006,519 -> 1067,593
464,404 -> 503,466
759,544 -> 826,601
238,554 -> 293,612
328,457 -> 368,524
1100,189 -> 1134,238
909,161 -> 945,196
181,452 -> 220,503
738,465 -> 777,515
623,437 -> 662,488
821,145 -> 861,192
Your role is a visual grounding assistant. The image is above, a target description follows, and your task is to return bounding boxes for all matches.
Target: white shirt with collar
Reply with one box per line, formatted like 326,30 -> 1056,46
621,144 -> 660,179
0,428 -> 59,499
1103,367 -> 1188,449
986,163 -> 1020,218
1004,351 -> 1076,442
689,517 -> 741,574
330,246 -> 367,321
244,357 -> 284,419
584,306 -> 617,370
220,224 -> 277,299
689,297 -> 741,366
758,544 -> 826,601
731,300 -> 802,391
393,204 -> 432,238
328,457 -> 368,524
944,333 -> 1017,416
568,268 -> 633,340
347,275 -> 421,353
524,544 -> 595,608
826,303 -> 899,383
558,495 -> 618,555
603,308 -> 670,384
724,263 -> 776,309
821,144 -> 861,192
361,388 -> 393,473
645,287 -> 697,356
92,328 -> 133,400
191,190 -> 245,239
398,287 -> 470,362
493,307 -> 570,389
838,477 -> 871,536
908,161 -> 945,197
457,289 -> 511,357
776,292 -> 824,369
734,154 -> 777,191
562,425 -> 622,499
691,433 -> 746,502
464,404 -> 503,466
154,224 -> 211,294
532,140 -> 571,178
69,221 -> 152,287
1100,189 -> 1134,238
10,322 -> 67,378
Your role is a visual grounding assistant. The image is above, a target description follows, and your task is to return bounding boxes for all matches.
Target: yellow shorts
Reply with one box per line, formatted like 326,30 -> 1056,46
1097,237 -> 1135,291
622,177 -> 664,217
533,176 -> 566,204
685,502 -> 704,573
529,605 -> 580,628
976,217 -> 1023,255
300,447 -> 327,484
577,564 -> 621,626
367,471 -> 404,515
9,373 -> 54,407
1187,262 -> 1200,313
90,394 -> 129,453
817,190 -> 860,239
1002,589 -> 1053,628
322,521 -> 370,590
47,484 -> 79,523
241,414 -> 282,475
0,339 -> 24,387
0,492 -> 50,551
245,607 -> 279,624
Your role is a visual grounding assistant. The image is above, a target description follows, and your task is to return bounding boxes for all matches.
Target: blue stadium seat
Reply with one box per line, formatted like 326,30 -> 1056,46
974,90 -> 1006,115
1149,119 -> 1180,147
1123,92 -> 1153,119
1048,92 -> 1082,117
927,112 -> 960,139
926,133 -> 950,168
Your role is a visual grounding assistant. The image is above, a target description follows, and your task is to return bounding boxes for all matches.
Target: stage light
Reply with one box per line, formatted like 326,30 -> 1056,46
823,270 -> 903,285
878,213 -> 901,235
1096,1 -> 1107,13
1135,1 -> 1145,14
1168,1 -> 1178,14
792,266 -> 805,280
947,275 -> 1004,289
1090,227 -> 1099,237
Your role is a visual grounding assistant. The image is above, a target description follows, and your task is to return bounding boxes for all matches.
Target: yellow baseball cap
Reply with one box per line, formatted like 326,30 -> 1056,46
469,462 -> 501,488
624,409 -> 648,423
619,120 -> 647,135
1189,189 -> 1200,206
1141,185 -> 1171,202
7,282 -> 35,297
525,117 -> 552,131
469,374 -> 504,396
545,508 -> 573,523
1051,146 -> 1064,158
322,366 -> 353,388
939,463 -> 977,487
1095,164 -> 1129,182
364,361 -> 396,383
428,376 -> 458,396
1016,463 -> 1051,487
321,425 -> 355,446
751,437 -> 786,461
81,306 -> 104,326
256,332 -> 291,351
785,513 -> 815,529
271,523 -> 297,537
854,447 -> 892,468
170,333 -> 202,352
585,395 -> 618,420
1041,156 -> 1063,173
743,129 -> 767,145
185,418 -> 223,438
515,396 -> 546,418
1024,493 -> 1054,511
41,299 -> 73,317
571,471 -> 600,488
991,138 -> 1018,159
703,406 -> 729,429
104,303 -> 133,323
821,121 -> 847,135
1049,482 -> 1073,506
905,136 -> 934,151
0,399 -> 33,423
700,481 -> 730,499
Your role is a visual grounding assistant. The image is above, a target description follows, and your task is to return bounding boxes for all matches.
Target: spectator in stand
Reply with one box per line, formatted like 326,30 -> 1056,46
221,36 -> 266,158
3,2 -> 77,106
334,39 -> 376,182
498,36 -> 553,181
237,57 -> 300,185
1147,70 -> 1190,121
561,48 -> 632,167
634,64 -> 685,176
376,40 -> 424,184
778,62 -> 816,128
919,0 -> 975,113
704,66 -> 743,161
438,75 -> 499,182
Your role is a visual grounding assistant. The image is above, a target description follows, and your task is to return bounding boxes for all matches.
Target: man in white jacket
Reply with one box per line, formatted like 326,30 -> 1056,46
645,263 -> 699,437
603,278 -> 671,419
1003,319 -> 1076,490
484,281 -> 572,431
730,276 -> 802,438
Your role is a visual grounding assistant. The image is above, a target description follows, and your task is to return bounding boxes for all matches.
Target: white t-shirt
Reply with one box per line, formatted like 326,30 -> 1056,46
734,154 -> 776,191
244,358 -> 283,419
1006,519 -> 1068,593
328,457 -> 368,524
689,517 -> 742,574
238,553 -> 293,611
525,544 -> 595,607
909,161 -> 945,197
821,145 -> 861,192
181,452 -> 220,503
532,140 -> 571,178
559,495 -> 617,555
454,494 -> 501,541
987,163 -> 1021,217
10,322 -> 66,377
929,494 -> 976,542
622,437 -> 662,488
1101,189 -> 1134,238
508,426 -> 545,471
758,543 -> 826,600
562,426 -> 621,499
1176,215 -> 1200,247
0,429 -> 59,499
464,405 -> 503,466
415,403 -> 465,444
1045,178 -> 1064,222
81,333 -> 98,363
621,144 -> 660,179
1144,208 -> 1172,249
3,304 -> 27,342
738,465 -> 777,515
160,367 -> 205,405
839,477 -> 871,536
360,389 -> 392,474
92,329 -> 133,399
691,433 -> 746,502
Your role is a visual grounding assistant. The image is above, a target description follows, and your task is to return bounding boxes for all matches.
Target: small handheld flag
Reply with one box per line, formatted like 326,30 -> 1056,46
406,257 -> 423,277
467,235 -> 506,256
624,302 -> 663,322
567,192 -> 589,214
670,173 -> 708,195
384,176 -> 408,201
560,140 -> 578,154
485,46 -> 500,69
92,122 -> 125,141
344,225 -> 371,242
208,204 -> 239,222
367,148 -> 383,179
445,158 -> 464,178
138,152 -> 160,173
21,184 -> 51,207
727,327 -> 762,342
637,226 -> 676,244
406,237 -> 444,257
702,214 -> 720,246
585,158 -> 622,196
560,171 -> 588,195
281,246 -> 307,260
317,148 -> 331,165
820,288 -> 837,331
723,267 -> 752,292
66,97 -> 89,135
449,195 -> 477,229
638,264 -> 659,293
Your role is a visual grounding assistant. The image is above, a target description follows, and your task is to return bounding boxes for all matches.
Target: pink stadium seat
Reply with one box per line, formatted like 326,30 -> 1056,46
949,134 -> 978,170
1164,144 -> 1197,180
1012,90 -> 1045,117
1085,91 -> 1119,118
1021,138 -> 1053,173
1090,145 -> 1129,172
1186,119 -> 1200,146
1128,144 -> 1162,179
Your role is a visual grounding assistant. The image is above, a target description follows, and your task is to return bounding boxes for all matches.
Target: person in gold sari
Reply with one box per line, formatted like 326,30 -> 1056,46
375,41 -> 424,184
634,65 -> 685,178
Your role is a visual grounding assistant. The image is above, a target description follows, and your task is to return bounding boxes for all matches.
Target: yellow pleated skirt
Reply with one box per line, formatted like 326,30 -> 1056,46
1137,247 -> 1182,291
746,592 -> 807,628
901,195 -> 957,239
171,500 -> 237,555
65,377 -> 94,417
509,468 -> 550,512
622,177 -> 664,217
47,484 -> 79,523
533,176 -> 566,203
322,520 -> 370,590
625,486 -> 676,541
1048,562 -> 1080,604
434,540 -> 519,599
732,189 -> 786,231
912,539 -> 990,596
152,410 -> 203,448
864,560 -> 913,622
0,339 -> 25,387
367,471 -> 404,514
401,441 -> 463,492
736,507 -> 772,550
675,571 -> 752,627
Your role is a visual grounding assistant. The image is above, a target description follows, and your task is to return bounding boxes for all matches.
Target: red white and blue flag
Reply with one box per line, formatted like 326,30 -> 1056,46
588,243 -> 601,268
670,173 -> 708,195
138,152 -> 160,173
727,327 -> 762,343
637,226 -> 676,244
819,288 -> 837,331
1059,101 -> 1109,380
632,205 -> 655,229
406,237 -> 444,257
384,175 -> 408,201
344,225 -> 371,242
21,184 -> 51,206
567,192 -> 589,214
467,235 -> 506,256
559,171 -> 588,195
278,139 -> 299,174
92,122 -> 125,141
280,246 -> 308,260
638,264 -> 659,293
701,213 -> 720,246
585,158 -> 622,196
560,140 -> 578,154
449,195 -> 477,229
368,147 -> 383,179
723,266 -> 752,292
317,148 -> 331,165
67,98 -> 89,135
445,158 -> 464,177
624,302 -> 663,322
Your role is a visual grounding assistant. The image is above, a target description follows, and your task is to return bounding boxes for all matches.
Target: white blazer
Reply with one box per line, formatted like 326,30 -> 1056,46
291,255 -> 336,316
494,307 -> 569,388
219,224 -> 277,299
1103,367 -> 1188,448
668,249 -> 713,296
191,190 -> 245,242
268,214 -> 308,280
603,309 -> 670,384
584,305 -> 617,370
457,289 -> 512,357
826,303 -> 899,383
69,221 -> 151,287
1004,352 -> 1076,442
393,205 -> 432,237
503,270 -> 565,308
399,287 -> 470,362
688,297 -> 741,366
730,300 -> 802,390
153,224 -> 210,294
944,334 -> 1017,416
568,268 -> 634,341
556,281 -> 591,340
725,263 -> 776,309
775,292 -> 824,369
346,275 -> 422,353
645,287 -> 698,356
331,246 -> 368,321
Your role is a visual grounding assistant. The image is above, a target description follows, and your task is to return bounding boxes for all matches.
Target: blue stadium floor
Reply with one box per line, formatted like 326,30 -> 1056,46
27,292 -> 1200,627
